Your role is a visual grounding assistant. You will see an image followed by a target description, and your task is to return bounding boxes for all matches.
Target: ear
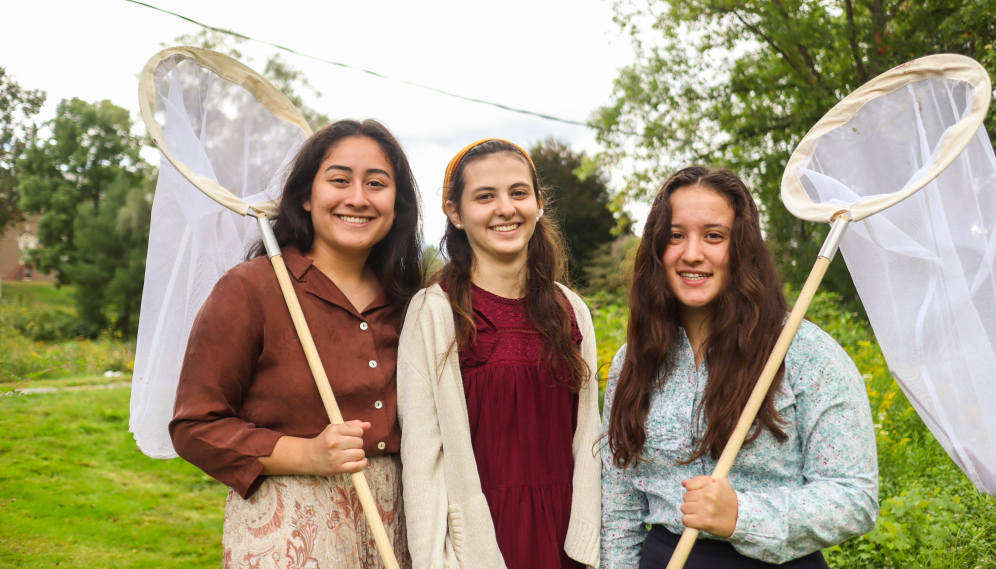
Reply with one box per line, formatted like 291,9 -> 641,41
303,197 -> 313,212
445,200 -> 462,228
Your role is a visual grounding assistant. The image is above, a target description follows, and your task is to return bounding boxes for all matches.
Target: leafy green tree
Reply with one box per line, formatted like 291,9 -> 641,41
0,67 -> 45,233
18,98 -> 144,282
592,0 -> 996,302
17,98 -> 152,335
531,138 -> 617,285
62,172 -> 154,336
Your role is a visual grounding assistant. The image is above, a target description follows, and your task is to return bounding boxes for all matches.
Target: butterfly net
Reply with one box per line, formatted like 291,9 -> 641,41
130,49 -> 309,458
782,55 -> 996,494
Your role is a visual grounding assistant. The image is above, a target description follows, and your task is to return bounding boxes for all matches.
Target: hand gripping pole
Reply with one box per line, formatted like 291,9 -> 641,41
665,214 -> 851,569
248,208 -> 401,569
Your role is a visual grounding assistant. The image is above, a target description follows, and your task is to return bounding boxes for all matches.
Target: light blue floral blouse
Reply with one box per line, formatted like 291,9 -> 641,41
601,320 -> 879,566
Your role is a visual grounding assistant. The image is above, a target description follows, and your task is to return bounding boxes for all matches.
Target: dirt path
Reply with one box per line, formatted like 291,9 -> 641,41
16,382 -> 132,395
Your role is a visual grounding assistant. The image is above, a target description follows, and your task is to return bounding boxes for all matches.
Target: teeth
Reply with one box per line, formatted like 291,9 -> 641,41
338,215 -> 372,224
680,273 -> 709,280
491,224 -> 519,232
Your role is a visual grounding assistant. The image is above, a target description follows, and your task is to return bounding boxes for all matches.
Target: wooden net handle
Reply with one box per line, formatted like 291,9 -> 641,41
269,254 -> 401,569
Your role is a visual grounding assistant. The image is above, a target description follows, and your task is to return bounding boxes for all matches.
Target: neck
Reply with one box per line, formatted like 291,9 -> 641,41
470,249 -> 529,299
305,240 -> 371,290
680,305 -> 713,367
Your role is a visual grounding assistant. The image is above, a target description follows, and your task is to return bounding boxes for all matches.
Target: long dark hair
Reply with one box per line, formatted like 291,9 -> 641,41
433,139 -> 588,392
608,166 -> 789,468
249,119 -> 423,311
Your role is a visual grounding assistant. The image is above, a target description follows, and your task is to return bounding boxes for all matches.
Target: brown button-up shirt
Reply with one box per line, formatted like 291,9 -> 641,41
169,246 -> 402,499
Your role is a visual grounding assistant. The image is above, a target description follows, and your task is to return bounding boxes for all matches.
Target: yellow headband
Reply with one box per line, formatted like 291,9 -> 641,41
442,138 -> 539,213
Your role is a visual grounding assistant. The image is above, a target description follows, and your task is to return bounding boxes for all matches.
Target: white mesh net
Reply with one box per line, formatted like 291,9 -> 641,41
790,68 -> 996,494
130,53 -> 307,458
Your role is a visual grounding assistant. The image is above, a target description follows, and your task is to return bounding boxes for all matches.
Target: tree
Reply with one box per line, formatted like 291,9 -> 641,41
17,98 -> 152,335
18,98 -> 144,281
530,138 -> 618,286
0,67 -> 45,234
592,0 -> 996,303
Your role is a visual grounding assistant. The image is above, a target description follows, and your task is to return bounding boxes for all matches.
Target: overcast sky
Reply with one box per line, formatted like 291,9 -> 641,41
1,0 -> 638,244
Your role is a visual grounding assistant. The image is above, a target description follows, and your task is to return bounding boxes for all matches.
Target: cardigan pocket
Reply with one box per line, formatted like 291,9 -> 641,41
448,494 -> 504,569
447,502 -> 466,564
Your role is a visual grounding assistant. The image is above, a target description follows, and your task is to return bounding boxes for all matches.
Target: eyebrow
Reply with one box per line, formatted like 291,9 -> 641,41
670,223 -> 732,231
470,181 -> 531,193
323,164 -> 393,179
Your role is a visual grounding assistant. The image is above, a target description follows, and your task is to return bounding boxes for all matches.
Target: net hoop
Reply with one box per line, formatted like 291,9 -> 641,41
781,54 -> 991,223
138,46 -> 313,216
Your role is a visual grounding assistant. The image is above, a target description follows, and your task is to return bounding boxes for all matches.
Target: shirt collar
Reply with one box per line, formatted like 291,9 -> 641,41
280,246 -> 392,317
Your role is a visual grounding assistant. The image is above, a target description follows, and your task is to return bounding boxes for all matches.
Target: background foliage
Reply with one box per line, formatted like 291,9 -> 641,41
530,138 -> 618,285
0,67 -> 45,234
592,0 -> 996,304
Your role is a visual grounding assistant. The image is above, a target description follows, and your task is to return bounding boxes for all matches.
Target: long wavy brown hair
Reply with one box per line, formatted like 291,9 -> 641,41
433,140 -> 588,392
248,119 -> 423,312
608,166 -> 789,468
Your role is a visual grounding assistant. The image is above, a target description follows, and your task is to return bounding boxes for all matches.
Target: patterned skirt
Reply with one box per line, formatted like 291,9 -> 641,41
223,454 -> 411,569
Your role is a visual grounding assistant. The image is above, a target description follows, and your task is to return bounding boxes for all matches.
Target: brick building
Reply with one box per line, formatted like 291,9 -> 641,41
0,215 -> 55,282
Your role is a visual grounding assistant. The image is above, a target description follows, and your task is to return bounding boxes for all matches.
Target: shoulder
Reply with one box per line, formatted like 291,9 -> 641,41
785,318 -> 863,393
788,319 -> 851,365
402,284 -> 455,332
555,282 -> 592,321
406,283 -> 450,314
208,255 -> 272,301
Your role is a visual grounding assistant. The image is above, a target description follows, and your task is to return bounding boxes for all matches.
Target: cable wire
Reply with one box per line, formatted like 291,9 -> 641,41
123,0 -> 591,128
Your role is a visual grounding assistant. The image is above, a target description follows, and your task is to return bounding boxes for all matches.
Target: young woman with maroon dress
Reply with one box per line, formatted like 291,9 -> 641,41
397,139 -> 602,569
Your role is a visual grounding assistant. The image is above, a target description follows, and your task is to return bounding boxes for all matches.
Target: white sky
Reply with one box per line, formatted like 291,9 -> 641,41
1,0 -> 639,244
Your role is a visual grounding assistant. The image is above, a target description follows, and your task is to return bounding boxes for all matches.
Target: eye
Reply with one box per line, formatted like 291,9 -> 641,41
475,192 -> 495,202
329,176 -> 349,185
669,232 -> 684,241
706,231 -> 725,240
367,179 -> 387,188
511,188 -> 530,198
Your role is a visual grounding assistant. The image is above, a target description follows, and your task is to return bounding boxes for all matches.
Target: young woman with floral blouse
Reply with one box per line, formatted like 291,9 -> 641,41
601,166 -> 879,568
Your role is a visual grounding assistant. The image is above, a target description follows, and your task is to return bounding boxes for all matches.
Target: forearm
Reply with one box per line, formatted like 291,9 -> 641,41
258,435 -> 309,475
732,479 -> 877,563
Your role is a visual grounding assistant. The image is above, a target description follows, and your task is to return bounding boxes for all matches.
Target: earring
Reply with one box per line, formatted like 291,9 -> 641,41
536,207 -> 545,221
454,221 -> 463,229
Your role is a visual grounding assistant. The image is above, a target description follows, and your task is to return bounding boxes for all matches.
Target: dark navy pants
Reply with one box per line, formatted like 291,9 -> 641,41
638,526 -> 831,568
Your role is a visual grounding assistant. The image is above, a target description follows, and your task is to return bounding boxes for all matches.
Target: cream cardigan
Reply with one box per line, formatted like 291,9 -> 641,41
397,283 -> 602,569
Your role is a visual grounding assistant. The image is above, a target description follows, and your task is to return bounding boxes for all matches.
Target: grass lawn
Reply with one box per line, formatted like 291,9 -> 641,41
0,386 -> 225,568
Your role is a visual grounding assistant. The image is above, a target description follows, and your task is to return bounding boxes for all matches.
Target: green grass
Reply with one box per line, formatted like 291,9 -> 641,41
2,283 -> 995,567
0,387 -> 225,568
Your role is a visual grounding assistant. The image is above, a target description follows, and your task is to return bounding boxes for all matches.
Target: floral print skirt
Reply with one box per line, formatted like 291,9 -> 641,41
223,454 -> 411,569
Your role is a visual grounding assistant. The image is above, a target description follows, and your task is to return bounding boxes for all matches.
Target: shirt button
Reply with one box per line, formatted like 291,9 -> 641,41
360,322 -> 368,331
374,400 -> 383,409
377,442 -> 386,450
369,360 -> 377,368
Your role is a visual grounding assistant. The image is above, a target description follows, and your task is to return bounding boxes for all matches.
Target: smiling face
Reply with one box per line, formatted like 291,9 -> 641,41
663,185 -> 736,318
446,153 -> 539,266
304,136 -> 396,259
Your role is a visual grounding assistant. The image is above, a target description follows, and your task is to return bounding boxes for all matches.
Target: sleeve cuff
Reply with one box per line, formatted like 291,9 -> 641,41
235,429 -> 284,499
731,490 -> 787,542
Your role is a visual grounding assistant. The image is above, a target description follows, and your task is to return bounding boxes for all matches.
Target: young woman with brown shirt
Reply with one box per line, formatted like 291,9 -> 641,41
170,119 -> 422,569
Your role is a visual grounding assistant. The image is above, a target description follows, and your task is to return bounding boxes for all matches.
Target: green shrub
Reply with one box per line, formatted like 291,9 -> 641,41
10,308 -> 101,341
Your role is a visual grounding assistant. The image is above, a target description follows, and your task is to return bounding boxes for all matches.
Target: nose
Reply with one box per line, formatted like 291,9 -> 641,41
494,191 -> 516,218
681,236 -> 705,264
342,179 -> 371,209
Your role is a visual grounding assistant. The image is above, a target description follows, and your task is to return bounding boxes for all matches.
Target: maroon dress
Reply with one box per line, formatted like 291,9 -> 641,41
458,284 -> 584,569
